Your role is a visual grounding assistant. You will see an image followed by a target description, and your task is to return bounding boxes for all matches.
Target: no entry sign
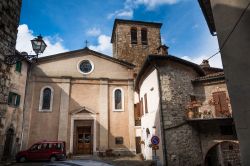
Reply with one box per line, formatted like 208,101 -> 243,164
151,136 -> 160,145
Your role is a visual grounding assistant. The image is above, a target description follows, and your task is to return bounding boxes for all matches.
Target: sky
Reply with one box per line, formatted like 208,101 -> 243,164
16,0 -> 223,68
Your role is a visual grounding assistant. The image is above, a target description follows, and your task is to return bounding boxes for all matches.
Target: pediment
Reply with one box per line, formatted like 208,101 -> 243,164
70,106 -> 96,115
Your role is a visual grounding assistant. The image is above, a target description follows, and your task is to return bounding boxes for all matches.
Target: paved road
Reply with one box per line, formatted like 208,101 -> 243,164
3,160 -> 112,166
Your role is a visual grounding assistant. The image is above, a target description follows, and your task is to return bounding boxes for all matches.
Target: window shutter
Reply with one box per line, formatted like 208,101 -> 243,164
219,92 -> 229,115
16,94 -> 20,106
140,98 -> 144,116
213,92 -> 221,117
15,61 -> 22,73
144,93 -> 148,113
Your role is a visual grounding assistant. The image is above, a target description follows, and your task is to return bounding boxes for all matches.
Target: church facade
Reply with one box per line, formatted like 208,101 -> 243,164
21,19 -> 165,156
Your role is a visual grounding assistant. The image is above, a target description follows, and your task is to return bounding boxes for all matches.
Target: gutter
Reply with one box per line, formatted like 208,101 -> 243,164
150,61 -> 168,166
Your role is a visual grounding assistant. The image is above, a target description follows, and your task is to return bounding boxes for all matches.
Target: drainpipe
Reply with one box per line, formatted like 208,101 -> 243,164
20,62 -> 32,150
150,61 -> 168,166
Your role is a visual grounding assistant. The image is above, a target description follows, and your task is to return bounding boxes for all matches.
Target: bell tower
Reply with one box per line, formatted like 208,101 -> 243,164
111,19 -> 163,73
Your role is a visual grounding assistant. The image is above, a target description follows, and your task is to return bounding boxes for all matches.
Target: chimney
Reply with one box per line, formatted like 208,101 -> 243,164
200,59 -> 210,68
157,45 -> 169,56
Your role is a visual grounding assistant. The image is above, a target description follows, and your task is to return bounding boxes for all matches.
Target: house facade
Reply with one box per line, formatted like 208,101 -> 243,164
0,0 -> 23,160
135,55 -> 240,165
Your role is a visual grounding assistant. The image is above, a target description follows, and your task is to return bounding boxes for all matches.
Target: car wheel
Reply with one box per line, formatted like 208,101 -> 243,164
50,156 -> 56,162
19,156 -> 26,162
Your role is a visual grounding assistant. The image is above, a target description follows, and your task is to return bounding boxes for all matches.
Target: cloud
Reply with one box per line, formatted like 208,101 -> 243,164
108,0 -> 181,19
86,27 -> 101,36
16,24 -> 68,57
107,9 -> 133,19
132,0 -> 179,10
89,35 -> 112,56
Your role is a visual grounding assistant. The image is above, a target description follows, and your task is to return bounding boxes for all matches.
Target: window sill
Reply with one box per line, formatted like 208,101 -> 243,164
38,109 -> 52,112
113,109 -> 124,112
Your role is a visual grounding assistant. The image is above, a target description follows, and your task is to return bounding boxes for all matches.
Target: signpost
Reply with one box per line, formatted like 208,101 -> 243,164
151,136 -> 160,165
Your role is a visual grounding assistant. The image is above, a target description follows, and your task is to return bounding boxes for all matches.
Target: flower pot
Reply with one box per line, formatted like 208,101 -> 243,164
187,111 -> 194,119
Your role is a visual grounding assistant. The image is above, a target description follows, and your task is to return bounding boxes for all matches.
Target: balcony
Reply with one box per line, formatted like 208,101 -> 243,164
185,101 -> 232,121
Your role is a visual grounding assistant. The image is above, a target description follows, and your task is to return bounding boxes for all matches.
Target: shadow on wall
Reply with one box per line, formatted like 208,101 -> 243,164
20,63 -> 135,158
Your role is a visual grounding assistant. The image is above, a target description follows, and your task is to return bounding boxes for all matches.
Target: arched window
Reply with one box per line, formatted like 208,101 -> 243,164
39,86 -> 54,112
141,28 -> 148,45
131,27 -> 137,44
113,88 -> 124,111
42,88 -> 51,109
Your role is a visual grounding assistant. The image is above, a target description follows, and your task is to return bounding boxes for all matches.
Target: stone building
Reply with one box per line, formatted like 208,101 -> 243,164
0,0 -> 23,160
111,19 -> 163,73
199,1 -> 250,165
135,54 -> 240,165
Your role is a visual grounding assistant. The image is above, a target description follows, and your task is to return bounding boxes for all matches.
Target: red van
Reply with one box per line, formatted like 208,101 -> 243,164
16,141 -> 66,162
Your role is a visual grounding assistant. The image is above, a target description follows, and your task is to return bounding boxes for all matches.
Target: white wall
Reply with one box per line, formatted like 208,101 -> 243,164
139,69 -> 163,165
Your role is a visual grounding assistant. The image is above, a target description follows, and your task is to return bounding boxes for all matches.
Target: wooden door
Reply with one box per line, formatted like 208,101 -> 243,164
76,126 -> 92,154
136,137 -> 141,153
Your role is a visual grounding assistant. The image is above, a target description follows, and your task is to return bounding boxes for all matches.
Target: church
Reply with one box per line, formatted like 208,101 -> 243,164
13,19 -> 240,165
21,19 -> 164,156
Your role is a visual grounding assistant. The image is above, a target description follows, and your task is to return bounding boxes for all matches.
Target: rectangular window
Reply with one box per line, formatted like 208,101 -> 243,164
15,61 -> 22,73
8,92 -> 20,107
131,28 -> 137,44
144,93 -> 148,113
115,137 -> 123,144
141,28 -> 148,45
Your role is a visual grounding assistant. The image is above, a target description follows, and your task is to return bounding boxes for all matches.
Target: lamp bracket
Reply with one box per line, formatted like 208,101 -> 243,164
4,54 -> 38,65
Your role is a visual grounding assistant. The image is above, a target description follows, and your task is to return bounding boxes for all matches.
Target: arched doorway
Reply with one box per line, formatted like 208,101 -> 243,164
3,128 -> 14,160
205,141 -> 240,166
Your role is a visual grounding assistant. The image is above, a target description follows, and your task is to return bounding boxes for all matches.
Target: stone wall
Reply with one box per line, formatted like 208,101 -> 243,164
0,0 -> 22,159
158,61 -> 203,166
112,22 -> 162,73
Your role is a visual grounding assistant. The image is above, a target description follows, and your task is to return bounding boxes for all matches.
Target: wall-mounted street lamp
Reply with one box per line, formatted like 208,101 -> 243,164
4,35 -> 47,65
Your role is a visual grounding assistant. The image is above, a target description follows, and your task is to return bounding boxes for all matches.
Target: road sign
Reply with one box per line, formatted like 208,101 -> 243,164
151,136 -> 160,145
152,145 -> 159,150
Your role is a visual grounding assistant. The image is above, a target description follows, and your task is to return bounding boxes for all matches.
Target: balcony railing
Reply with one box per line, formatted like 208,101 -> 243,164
185,101 -> 232,121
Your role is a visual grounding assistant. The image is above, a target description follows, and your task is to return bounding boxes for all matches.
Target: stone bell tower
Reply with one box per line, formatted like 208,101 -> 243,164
111,19 -> 163,73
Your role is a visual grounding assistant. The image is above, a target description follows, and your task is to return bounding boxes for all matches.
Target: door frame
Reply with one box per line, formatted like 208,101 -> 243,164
70,113 -> 96,155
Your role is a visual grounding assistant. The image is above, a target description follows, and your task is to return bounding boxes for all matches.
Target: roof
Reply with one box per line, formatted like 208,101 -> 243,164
111,19 -> 162,43
202,66 -> 223,75
192,71 -> 225,83
198,0 -> 216,35
135,55 -> 205,91
38,47 -> 135,69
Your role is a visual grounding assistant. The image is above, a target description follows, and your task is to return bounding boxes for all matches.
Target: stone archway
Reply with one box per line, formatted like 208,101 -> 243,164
205,141 -> 240,166
2,128 -> 14,160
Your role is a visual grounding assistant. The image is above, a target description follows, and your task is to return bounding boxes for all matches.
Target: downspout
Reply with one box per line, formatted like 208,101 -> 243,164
20,62 -> 32,150
150,61 -> 168,166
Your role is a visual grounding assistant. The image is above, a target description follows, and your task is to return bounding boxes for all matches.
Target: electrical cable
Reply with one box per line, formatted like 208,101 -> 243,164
207,2 -> 250,60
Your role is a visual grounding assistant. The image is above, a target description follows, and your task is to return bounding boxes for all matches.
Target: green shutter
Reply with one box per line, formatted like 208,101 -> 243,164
15,94 -> 20,106
15,61 -> 22,73
8,92 -> 13,105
